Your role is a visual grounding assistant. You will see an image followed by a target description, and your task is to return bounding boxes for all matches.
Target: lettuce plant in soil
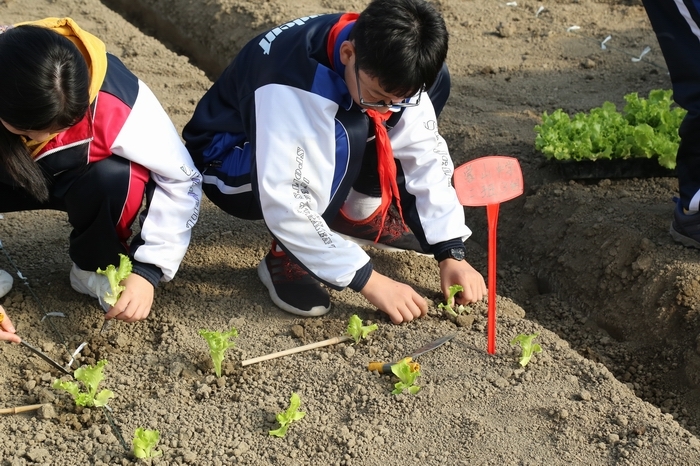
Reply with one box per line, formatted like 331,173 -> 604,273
346,314 -> 378,344
391,357 -> 421,395
510,333 -> 542,367
438,284 -> 468,317
132,427 -> 163,459
269,392 -> 306,438
199,327 -> 238,377
52,359 -> 114,407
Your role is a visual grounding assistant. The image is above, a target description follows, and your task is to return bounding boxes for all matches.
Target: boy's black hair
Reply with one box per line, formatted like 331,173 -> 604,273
350,0 -> 449,98
0,25 -> 90,201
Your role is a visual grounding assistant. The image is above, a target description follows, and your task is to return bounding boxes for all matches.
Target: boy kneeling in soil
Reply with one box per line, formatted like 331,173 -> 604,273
183,0 -> 486,323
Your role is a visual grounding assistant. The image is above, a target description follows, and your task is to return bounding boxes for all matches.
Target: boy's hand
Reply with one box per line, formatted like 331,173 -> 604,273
0,306 -> 21,343
439,259 -> 487,305
360,271 -> 428,324
104,274 -> 154,323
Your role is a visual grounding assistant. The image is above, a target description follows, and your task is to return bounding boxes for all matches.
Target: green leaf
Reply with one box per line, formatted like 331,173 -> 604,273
346,314 -> 378,344
52,359 -> 114,408
96,253 -> 133,306
510,333 -> 543,367
438,284 -> 464,316
52,380 -> 80,398
269,425 -> 289,438
133,427 -> 162,459
408,385 -> 421,395
534,89 -> 685,169
199,327 -> 238,377
74,393 -> 91,407
390,358 -> 421,395
269,392 -> 306,438
93,389 -> 115,408
280,392 -> 305,423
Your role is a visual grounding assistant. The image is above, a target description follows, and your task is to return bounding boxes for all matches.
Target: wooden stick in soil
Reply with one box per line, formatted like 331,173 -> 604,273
0,403 -> 47,415
242,335 -> 352,366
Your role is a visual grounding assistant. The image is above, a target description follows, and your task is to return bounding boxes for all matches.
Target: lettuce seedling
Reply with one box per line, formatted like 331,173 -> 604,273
510,333 -> 542,367
133,427 -> 163,459
269,392 -> 306,438
52,359 -> 114,407
97,253 -> 133,306
391,357 -> 421,395
438,284 -> 465,317
346,314 -> 378,344
199,327 -> 238,377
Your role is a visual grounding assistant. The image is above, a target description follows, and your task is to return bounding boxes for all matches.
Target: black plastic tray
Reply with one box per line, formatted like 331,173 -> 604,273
552,158 -> 676,180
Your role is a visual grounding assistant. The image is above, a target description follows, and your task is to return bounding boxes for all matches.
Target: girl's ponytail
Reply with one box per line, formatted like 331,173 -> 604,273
0,128 -> 51,202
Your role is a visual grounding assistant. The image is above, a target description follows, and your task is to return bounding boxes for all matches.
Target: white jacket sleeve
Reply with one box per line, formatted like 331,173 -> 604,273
389,94 -> 472,245
110,80 -> 202,281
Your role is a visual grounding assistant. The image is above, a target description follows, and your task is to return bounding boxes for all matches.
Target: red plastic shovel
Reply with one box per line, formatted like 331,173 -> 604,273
453,156 -> 524,354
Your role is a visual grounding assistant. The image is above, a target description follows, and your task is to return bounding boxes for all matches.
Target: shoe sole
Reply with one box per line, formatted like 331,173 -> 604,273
333,232 -> 432,257
670,223 -> 700,249
256,260 -> 331,317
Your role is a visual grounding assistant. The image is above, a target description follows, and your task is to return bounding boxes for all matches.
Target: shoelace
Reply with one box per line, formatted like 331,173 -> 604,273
270,253 -> 308,282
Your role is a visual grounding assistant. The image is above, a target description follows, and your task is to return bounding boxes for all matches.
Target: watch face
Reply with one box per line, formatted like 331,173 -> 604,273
450,248 -> 466,261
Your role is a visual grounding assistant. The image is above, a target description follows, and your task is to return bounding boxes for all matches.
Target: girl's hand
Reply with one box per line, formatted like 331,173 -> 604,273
103,274 -> 154,323
0,306 -> 21,343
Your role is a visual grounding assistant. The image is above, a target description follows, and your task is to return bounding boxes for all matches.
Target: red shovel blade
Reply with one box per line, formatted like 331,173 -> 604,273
453,156 -> 523,206
453,156 -> 524,355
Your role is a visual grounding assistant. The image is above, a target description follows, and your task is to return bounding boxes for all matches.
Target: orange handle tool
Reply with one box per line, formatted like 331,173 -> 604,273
367,357 -> 420,374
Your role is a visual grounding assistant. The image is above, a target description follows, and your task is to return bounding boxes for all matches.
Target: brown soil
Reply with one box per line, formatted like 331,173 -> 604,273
3,0 -> 700,465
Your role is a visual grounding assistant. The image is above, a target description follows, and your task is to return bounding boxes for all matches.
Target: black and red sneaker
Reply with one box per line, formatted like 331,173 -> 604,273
329,207 -> 429,254
257,244 -> 331,316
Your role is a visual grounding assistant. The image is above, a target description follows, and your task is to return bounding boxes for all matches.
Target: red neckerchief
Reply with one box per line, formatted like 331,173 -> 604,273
327,13 -> 406,242
326,13 -> 358,64
365,108 -> 405,241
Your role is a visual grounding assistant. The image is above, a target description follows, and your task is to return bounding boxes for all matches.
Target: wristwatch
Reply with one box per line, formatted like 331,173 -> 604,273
436,246 -> 466,263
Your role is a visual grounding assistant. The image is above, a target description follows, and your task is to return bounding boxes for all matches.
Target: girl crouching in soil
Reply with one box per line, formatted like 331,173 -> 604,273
0,18 -> 202,343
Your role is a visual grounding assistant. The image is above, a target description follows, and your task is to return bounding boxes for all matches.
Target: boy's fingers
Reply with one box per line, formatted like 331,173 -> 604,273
387,310 -> 403,325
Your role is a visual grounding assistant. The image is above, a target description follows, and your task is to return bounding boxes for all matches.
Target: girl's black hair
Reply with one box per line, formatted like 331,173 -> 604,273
350,0 -> 449,98
0,25 -> 90,201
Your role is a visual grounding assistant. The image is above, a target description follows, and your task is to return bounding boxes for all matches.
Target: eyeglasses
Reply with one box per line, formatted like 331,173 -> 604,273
354,65 -> 422,108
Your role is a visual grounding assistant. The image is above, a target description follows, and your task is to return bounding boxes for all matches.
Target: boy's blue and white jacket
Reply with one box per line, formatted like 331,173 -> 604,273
183,13 -> 471,292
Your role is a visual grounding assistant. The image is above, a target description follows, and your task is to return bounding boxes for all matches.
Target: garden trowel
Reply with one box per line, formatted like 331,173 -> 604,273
367,333 -> 456,373
452,156 -> 524,355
